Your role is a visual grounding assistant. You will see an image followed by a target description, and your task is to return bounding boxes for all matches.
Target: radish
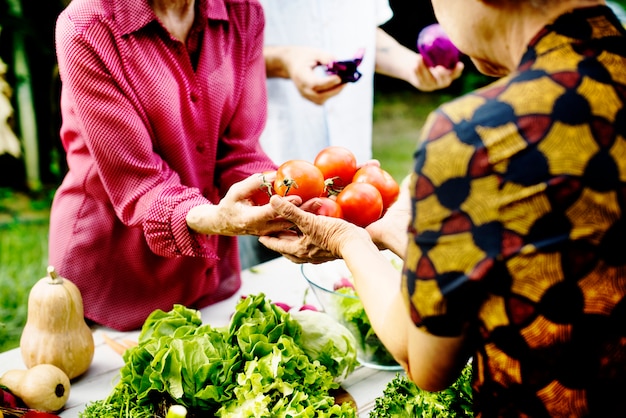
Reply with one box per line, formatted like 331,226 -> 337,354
333,277 -> 354,291
273,302 -> 292,312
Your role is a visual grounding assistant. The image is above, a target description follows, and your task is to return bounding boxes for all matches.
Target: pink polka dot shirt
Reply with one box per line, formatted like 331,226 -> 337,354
49,0 -> 276,330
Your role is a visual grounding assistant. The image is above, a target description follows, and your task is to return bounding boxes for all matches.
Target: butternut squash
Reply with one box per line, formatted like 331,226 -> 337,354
20,266 -> 94,380
0,364 -> 70,412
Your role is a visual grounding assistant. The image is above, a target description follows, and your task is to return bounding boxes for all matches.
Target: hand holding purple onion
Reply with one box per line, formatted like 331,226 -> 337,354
417,23 -> 461,70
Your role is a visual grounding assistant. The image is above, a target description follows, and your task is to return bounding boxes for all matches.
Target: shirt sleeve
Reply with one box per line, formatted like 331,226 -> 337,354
402,109 -> 498,337
376,0 -> 394,27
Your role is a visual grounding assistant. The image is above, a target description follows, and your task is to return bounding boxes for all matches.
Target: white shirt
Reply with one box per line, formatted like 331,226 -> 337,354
259,0 -> 393,164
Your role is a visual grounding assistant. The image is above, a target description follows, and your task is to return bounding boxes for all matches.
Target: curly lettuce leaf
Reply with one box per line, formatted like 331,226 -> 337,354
370,363 -> 473,418
80,295 -> 357,418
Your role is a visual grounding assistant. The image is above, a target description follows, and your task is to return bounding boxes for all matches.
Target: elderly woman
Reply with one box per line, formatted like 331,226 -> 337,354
260,0 -> 626,416
50,0 -> 293,331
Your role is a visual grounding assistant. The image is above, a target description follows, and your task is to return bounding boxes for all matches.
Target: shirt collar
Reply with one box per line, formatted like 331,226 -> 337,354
527,6 -> 623,55
115,0 -> 229,37
520,5 -> 624,68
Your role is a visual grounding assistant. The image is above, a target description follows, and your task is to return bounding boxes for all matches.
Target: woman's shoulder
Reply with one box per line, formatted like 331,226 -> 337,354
57,0 -> 116,35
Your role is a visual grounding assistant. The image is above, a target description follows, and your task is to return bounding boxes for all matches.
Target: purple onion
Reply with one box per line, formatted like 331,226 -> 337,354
417,23 -> 460,70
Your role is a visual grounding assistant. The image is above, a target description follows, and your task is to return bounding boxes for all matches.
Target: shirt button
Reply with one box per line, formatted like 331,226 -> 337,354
190,92 -> 198,102
196,142 -> 206,153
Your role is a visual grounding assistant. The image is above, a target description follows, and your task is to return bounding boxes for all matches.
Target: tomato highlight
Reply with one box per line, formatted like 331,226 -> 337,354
274,160 -> 325,202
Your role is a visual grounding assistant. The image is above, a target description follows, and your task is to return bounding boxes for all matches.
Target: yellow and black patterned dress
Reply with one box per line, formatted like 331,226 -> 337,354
404,6 -> 626,417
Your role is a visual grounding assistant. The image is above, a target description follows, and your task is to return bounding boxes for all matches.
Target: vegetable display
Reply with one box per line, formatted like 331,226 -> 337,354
252,146 -> 399,227
370,363 -> 473,418
80,294 -> 359,417
417,23 -> 460,70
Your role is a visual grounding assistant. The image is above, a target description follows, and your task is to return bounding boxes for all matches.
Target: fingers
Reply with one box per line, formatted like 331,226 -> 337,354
231,171 -> 276,202
258,234 -> 299,257
312,75 -> 344,92
358,159 -> 381,169
300,76 -> 346,105
413,55 -> 465,92
299,197 -> 323,213
269,194 -> 308,222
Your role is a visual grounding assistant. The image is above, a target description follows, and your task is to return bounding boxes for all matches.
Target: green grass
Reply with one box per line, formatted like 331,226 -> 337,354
0,220 -> 49,352
373,90 -> 450,181
0,91 -> 446,353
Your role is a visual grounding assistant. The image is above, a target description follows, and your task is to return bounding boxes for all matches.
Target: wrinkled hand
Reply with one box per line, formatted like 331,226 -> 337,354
259,195 -> 370,264
285,46 -> 347,105
410,56 -> 464,92
186,173 -> 295,237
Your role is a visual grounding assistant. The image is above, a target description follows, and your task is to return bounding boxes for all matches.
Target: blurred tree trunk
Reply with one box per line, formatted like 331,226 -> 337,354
5,0 -> 41,191
0,55 -> 21,158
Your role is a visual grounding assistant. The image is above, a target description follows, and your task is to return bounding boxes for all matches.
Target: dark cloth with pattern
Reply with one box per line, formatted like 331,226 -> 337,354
404,6 -> 626,417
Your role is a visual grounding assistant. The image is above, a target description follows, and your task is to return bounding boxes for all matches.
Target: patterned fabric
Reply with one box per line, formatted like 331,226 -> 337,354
404,6 -> 626,417
50,0 -> 276,331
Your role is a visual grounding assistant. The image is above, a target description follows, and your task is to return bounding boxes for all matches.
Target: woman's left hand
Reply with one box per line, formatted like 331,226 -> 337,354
410,56 -> 464,92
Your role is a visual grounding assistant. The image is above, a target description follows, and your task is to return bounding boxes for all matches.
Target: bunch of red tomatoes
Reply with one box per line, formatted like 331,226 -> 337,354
252,146 -> 400,227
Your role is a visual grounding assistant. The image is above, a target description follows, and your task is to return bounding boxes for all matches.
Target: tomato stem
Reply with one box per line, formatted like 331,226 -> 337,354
280,178 -> 298,195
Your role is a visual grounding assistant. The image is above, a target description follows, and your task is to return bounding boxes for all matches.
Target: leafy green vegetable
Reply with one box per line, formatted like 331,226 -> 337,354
289,309 -> 358,380
332,286 -> 397,367
370,363 -> 473,418
80,294 -> 358,418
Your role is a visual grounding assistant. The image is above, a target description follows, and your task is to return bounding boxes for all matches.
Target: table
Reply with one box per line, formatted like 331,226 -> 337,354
0,256 -> 400,417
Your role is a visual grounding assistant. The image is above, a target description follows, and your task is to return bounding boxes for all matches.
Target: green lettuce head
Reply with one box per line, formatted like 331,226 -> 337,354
290,309 -> 359,381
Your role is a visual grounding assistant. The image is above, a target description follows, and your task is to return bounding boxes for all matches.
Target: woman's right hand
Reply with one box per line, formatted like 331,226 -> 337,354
265,45 -> 346,105
185,172 -> 295,237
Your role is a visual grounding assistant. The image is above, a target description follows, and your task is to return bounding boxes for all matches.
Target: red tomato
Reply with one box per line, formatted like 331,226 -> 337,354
352,165 -> 400,211
314,196 -> 344,218
274,160 -> 325,202
336,182 -> 383,227
250,171 -> 274,205
313,146 -> 358,195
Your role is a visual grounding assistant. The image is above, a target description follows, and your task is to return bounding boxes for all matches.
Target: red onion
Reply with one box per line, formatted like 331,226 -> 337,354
417,23 -> 460,70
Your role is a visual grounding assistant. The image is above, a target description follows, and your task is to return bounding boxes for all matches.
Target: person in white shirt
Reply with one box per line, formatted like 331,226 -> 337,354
259,0 -> 464,163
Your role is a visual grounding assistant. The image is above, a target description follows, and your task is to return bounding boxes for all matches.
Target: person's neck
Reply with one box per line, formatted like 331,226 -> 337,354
492,0 -> 605,75
150,0 -> 195,42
